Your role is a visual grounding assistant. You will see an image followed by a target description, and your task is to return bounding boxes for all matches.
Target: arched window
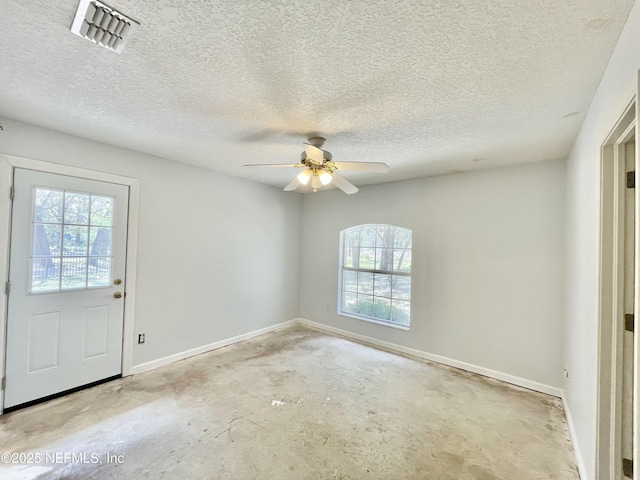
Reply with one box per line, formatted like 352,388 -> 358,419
339,224 -> 412,328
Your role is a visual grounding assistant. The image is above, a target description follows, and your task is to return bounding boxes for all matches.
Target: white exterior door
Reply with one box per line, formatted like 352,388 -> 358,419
4,169 -> 129,409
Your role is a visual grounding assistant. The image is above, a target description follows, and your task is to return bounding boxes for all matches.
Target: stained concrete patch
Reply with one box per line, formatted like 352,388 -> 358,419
0,326 -> 579,479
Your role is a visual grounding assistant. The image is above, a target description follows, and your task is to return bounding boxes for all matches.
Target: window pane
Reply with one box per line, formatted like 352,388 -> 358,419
359,248 -> 375,270
33,224 -> 62,257
392,300 -> 411,326
343,270 -> 357,292
394,249 -> 411,273
374,274 -> 392,298
91,196 -> 114,226
342,292 -> 357,314
357,295 -> 374,316
392,276 -> 411,300
376,225 -> 395,248
89,227 -> 113,256
34,188 -> 63,223
357,272 -> 373,294
63,226 -> 89,256
88,257 -> 111,287
375,248 -> 393,272
61,257 -> 87,289
360,226 -> 376,247
344,229 -> 360,248
374,297 -> 391,321
64,192 -> 90,225
343,245 -> 356,268
31,258 -> 60,292
394,228 -> 412,248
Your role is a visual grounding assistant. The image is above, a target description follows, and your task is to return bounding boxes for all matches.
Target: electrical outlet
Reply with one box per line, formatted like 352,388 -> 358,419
138,333 -> 145,344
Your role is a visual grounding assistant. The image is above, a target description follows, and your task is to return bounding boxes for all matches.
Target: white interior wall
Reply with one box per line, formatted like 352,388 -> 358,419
564,2 -> 640,478
299,160 -> 566,390
0,116 -> 302,367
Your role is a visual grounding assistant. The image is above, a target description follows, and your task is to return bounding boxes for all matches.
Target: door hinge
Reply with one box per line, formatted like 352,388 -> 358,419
1,377 -> 5,390
623,457 -> 633,478
627,171 -> 636,188
9,185 -> 14,200
625,313 -> 634,332
4,281 -> 8,295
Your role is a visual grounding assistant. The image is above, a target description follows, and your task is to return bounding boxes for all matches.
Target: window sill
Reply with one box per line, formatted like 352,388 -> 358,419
338,312 -> 410,331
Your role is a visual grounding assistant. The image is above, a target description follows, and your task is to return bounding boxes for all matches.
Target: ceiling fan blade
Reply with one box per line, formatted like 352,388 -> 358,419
243,163 -> 303,168
283,177 -> 302,191
331,172 -> 359,195
304,143 -> 325,163
332,161 -> 389,173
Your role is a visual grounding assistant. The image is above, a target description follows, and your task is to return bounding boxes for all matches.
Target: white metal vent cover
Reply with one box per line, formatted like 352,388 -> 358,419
70,0 -> 139,54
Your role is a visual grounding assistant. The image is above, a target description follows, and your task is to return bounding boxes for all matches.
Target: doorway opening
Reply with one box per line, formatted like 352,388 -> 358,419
597,97 -> 637,479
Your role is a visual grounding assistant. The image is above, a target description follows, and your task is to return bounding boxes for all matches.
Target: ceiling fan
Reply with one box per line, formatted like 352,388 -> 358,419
244,136 -> 389,194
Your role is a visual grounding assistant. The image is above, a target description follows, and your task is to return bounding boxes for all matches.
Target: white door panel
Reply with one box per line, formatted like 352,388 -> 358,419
5,169 -> 128,408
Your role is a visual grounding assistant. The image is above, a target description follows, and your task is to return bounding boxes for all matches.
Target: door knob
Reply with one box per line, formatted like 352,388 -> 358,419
114,292 -> 122,299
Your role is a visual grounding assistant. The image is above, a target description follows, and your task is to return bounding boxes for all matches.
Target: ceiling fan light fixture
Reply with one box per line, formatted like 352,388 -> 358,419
297,169 -> 313,185
319,170 -> 332,185
243,136 -> 387,195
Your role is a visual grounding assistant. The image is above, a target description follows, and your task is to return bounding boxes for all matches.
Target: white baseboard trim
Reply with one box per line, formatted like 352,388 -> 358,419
297,318 -> 563,398
130,317 -> 563,399
130,319 -> 299,375
561,393 -> 587,480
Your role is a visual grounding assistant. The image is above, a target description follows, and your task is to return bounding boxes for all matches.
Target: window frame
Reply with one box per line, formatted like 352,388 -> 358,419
337,224 -> 412,330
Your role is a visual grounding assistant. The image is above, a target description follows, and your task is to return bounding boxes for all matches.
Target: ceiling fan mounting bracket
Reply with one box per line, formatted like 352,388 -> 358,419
307,136 -> 326,147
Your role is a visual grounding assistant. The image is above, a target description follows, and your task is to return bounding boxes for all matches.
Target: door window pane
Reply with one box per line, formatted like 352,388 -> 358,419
34,189 -> 63,223
33,224 -> 62,257
64,193 -> 90,225
89,227 -> 112,256
31,258 -> 60,292
63,226 -> 89,256
88,257 -> 112,288
61,257 -> 88,289
30,187 -> 116,293
90,196 -> 114,226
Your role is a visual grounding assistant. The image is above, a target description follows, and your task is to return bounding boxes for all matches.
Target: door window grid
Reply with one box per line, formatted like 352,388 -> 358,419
339,225 -> 412,327
30,187 -> 115,293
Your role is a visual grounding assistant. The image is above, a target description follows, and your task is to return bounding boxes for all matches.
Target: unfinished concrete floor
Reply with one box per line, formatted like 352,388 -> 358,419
0,326 -> 578,479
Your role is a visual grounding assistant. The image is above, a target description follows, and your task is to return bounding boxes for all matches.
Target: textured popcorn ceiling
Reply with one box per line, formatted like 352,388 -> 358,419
0,1 -> 634,189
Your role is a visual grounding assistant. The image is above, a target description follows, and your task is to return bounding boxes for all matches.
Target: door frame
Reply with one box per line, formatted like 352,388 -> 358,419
0,154 -> 140,414
597,95 -> 637,479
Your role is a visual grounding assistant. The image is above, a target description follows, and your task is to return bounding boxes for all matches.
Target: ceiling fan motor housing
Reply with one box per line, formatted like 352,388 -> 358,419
300,149 -> 332,165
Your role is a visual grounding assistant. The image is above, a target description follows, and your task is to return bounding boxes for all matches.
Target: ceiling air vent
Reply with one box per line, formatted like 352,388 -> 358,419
70,0 -> 139,54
